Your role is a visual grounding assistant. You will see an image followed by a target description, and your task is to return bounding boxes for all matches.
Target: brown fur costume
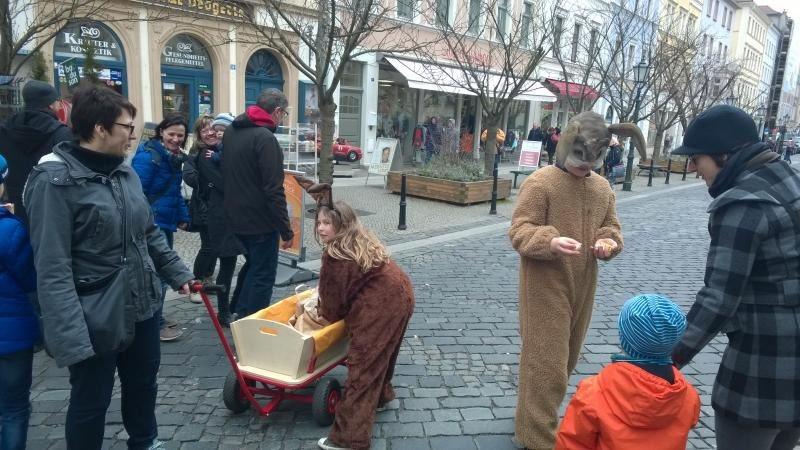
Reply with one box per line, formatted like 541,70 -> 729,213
296,176 -> 415,450
508,112 -> 643,449
319,254 -> 414,450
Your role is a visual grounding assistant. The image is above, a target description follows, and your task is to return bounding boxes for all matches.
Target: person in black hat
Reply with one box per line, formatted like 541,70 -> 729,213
670,105 -> 800,450
0,80 -> 72,224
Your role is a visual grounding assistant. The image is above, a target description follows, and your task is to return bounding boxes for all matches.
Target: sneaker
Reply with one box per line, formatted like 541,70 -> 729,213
217,311 -> 231,328
189,291 -> 203,304
164,318 -> 178,328
376,398 -> 400,412
317,438 -> 353,450
159,326 -> 183,342
146,441 -> 167,450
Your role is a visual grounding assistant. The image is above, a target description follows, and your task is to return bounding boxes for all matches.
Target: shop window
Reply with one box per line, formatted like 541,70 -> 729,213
435,0 -> 449,26
468,0 -> 481,35
341,61 -> 363,88
246,50 -> 283,80
340,94 -> 361,114
520,2 -> 533,47
397,0 -> 414,19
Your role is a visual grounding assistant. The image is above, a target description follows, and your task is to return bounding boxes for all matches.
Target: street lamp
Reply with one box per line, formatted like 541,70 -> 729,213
622,57 -> 650,192
755,106 -> 767,141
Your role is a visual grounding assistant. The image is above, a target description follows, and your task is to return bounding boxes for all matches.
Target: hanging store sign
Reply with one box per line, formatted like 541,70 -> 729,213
161,35 -> 212,70
54,22 -> 125,63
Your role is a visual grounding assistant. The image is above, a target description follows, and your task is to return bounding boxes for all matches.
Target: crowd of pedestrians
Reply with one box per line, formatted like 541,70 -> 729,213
0,78 -> 798,450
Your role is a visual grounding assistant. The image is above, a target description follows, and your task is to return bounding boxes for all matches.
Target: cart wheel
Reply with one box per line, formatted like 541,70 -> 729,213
312,378 -> 341,426
223,371 -> 252,414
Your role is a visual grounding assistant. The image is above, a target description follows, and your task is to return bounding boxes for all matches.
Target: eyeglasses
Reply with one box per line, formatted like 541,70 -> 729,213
275,107 -> 290,118
114,122 -> 136,136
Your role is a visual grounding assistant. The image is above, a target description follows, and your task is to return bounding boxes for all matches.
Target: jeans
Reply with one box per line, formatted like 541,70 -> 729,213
234,232 -> 279,317
716,415 -> 800,450
228,260 -> 249,315
156,229 -> 174,329
65,316 -> 160,450
192,226 -> 217,279
0,348 -> 33,450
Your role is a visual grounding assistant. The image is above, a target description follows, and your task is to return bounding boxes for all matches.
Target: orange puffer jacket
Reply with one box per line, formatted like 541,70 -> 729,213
555,362 -> 700,450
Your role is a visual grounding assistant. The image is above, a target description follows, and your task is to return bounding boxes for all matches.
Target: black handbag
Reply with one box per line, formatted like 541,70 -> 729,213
75,266 -> 136,356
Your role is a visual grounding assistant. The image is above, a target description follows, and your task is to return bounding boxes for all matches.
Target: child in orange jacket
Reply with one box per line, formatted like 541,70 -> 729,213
556,294 -> 700,450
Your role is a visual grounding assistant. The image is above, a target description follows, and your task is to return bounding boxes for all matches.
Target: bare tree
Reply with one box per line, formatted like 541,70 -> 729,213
549,3 -> 631,116
409,0 -> 556,174
0,0 -> 124,76
236,0 -> 426,183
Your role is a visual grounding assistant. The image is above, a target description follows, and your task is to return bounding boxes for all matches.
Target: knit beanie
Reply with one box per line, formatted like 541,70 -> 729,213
0,154 -> 8,185
618,294 -> 686,364
212,112 -> 235,128
23,80 -> 59,110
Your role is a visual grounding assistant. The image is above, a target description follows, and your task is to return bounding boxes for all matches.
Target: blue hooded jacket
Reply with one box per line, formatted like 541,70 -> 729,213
131,139 -> 190,232
0,206 -> 39,354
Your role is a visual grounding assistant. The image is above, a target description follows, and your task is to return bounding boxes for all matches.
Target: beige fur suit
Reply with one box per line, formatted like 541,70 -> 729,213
507,112 -> 641,449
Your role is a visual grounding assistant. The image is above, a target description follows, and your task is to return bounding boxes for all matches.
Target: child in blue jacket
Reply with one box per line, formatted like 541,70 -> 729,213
0,153 -> 40,449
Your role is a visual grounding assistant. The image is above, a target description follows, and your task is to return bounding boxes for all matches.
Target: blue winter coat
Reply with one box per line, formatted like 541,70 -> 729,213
0,207 -> 39,355
131,139 -> 190,232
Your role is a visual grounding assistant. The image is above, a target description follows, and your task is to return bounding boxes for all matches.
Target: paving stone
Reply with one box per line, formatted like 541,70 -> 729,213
423,421 -> 462,437
429,436 -> 477,450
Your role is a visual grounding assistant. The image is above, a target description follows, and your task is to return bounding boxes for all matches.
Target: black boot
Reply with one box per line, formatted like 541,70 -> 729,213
217,306 -> 231,328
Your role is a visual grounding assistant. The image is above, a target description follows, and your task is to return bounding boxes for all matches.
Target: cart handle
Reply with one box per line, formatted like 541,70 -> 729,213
190,281 -> 227,294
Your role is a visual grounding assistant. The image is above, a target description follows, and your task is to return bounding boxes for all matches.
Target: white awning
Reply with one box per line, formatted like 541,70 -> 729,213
384,57 -> 556,103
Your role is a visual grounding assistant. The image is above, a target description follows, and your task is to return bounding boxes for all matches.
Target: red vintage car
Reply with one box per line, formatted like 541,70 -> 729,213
316,137 -> 363,162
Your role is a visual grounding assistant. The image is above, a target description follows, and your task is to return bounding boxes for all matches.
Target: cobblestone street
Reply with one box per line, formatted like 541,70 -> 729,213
26,179 -> 728,449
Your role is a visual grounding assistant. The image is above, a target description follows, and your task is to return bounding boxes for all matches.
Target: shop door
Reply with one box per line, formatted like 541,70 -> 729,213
245,79 -> 283,108
162,75 -> 213,123
338,90 -> 362,146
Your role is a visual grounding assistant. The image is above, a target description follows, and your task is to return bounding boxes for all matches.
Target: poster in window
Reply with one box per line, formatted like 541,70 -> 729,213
304,84 -> 320,123
279,170 -> 305,259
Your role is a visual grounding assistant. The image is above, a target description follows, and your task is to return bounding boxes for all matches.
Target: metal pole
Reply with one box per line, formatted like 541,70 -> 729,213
490,153 -> 500,215
398,173 -> 407,230
665,159 -> 672,184
682,158 -> 689,181
647,157 -> 655,187
622,85 -> 643,192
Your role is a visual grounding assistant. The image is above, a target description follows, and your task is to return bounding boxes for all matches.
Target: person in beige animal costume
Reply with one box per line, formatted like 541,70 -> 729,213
508,111 -> 647,449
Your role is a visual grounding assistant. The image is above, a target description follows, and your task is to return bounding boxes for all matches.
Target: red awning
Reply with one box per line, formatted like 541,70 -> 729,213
544,79 -> 599,101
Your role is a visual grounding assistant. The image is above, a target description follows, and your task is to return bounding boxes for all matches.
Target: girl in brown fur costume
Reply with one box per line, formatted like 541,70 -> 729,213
509,112 -> 646,449
313,200 -> 415,450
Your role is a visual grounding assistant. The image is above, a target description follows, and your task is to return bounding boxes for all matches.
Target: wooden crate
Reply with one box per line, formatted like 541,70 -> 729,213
386,172 -> 512,205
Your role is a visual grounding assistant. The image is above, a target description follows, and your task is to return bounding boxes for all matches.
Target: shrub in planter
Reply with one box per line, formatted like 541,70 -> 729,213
416,154 -> 486,182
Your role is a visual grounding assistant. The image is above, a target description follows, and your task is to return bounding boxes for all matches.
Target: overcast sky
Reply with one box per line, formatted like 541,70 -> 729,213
756,0 -> 800,22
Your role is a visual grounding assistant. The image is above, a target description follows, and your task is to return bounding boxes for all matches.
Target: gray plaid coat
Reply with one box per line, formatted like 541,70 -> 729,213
672,160 -> 800,428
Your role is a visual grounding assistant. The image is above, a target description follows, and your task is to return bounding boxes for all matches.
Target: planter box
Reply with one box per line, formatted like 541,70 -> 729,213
386,172 -> 512,205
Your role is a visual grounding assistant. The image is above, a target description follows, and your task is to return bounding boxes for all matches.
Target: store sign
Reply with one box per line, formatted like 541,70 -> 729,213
54,22 -> 125,63
62,59 -> 80,88
161,35 -> 212,70
141,0 -> 250,19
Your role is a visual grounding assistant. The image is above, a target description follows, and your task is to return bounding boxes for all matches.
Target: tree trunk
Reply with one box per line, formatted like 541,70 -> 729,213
0,0 -> 15,75
652,129 -> 664,162
318,99 -> 337,184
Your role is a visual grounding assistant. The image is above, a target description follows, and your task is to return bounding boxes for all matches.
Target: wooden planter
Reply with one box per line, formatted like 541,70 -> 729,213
386,172 -> 512,205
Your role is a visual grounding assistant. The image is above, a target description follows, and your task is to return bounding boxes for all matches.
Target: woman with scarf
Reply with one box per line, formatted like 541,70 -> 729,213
670,105 -> 800,450
132,114 -> 191,342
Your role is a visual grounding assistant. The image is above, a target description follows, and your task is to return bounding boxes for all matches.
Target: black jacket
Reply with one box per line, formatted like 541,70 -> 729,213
221,114 -> 293,240
527,127 -> 545,142
183,145 -> 245,257
0,109 -> 72,224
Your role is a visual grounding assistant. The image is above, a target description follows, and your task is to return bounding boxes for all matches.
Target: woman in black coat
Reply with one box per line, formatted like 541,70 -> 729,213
183,114 -> 244,325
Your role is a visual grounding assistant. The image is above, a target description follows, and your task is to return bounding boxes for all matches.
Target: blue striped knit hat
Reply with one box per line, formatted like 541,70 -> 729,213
0,154 -> 7,185
618,294 -> 686,365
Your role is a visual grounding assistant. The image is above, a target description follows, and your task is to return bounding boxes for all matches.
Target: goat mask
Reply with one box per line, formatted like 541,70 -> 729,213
555,111 -> 647,170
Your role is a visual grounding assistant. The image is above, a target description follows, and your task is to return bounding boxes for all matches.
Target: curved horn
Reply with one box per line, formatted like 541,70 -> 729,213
608,123 -> 647,160
295,175 -> 333,209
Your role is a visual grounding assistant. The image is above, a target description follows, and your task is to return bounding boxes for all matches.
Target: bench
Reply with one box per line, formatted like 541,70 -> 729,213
511,168 -> 535,188
636,163 -> 668,177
